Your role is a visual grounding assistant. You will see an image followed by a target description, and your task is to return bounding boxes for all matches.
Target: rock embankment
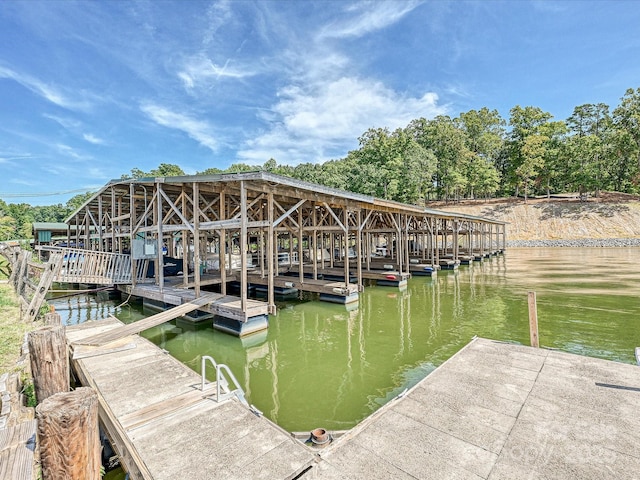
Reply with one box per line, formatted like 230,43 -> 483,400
433,193 -> 640,243
508,238 -> 640,247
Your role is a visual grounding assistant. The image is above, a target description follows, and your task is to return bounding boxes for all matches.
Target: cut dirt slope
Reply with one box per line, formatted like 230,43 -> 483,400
430,192 -> 640,241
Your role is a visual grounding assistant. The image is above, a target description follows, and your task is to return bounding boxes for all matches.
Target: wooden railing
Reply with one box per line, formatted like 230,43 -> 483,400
41,247 -> 149,285
0,242 -> 62,321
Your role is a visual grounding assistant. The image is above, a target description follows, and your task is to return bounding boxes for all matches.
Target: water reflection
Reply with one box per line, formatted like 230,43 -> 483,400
52,248 -> 640,432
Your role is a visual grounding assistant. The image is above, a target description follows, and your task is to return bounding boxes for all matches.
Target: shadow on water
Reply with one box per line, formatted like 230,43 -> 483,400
51,247 -> 640,434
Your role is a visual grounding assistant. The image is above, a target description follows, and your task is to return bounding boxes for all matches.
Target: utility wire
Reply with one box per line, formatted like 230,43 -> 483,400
0,188 -> 95,198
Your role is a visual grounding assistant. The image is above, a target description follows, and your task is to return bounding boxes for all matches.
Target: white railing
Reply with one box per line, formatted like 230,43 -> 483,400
201,355 -> 248,406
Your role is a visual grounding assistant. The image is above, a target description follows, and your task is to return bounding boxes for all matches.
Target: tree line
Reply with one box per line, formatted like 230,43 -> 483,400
2,87 -> 639,241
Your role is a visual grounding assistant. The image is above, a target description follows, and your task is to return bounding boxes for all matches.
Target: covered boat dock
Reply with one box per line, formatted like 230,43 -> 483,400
59,172 -> 506,335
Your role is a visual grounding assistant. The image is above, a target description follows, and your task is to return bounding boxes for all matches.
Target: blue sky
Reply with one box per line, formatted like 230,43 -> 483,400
1,0 -> 639,206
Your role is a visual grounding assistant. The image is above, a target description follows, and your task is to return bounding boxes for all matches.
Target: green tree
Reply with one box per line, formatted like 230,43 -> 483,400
409,116 -> 470,201
456,108 -> 505,199
507,106 -> 554,197
196,167 -> 223,175
613,88 -> 640,173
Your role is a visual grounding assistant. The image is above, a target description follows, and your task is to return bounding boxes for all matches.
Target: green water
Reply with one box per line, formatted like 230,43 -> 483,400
56,247 -> 640,433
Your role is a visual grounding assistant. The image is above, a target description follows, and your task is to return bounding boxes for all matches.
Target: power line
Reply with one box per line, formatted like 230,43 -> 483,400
0,188 -> 95,198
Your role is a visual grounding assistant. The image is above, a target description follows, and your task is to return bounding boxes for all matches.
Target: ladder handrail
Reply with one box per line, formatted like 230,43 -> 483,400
201,355 -> 248,406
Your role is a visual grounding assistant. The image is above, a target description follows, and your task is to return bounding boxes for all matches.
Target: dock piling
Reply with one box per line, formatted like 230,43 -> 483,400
528,291 -> 539,348
36,387 -> 101,480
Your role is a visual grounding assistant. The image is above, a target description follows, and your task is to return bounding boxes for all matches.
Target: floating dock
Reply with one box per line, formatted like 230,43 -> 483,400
118,284 -> 270,336
64,328 -> 640,479
315,337 -> 640,478
66,318 -> 315,480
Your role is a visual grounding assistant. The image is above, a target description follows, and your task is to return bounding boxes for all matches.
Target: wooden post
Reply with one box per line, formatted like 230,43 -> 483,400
28,326 -> 69,403
528,291 -> 539,348
36,387 -> 101,480
240,181 -> 248,312
44,312 -> 62,326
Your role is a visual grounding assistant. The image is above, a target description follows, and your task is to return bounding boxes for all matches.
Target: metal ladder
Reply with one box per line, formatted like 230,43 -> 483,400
201,355 -> 248,406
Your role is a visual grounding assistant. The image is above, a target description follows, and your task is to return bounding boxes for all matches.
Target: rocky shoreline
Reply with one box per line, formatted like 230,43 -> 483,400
507,238 -> 640,248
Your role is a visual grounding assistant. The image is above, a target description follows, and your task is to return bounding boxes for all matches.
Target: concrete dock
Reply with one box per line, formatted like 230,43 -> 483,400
64,325 -> 640,479
313,337 -> 640,479
66,318 -> 315,480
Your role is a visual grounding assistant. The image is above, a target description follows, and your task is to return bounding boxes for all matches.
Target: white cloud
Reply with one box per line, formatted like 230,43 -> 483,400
0,65 -> 92,111
55,143 -> 88,160
140,103 -> 218,152
178,54 -> 254,92
318,1 -> 421,39
238,76 -> 445,165
83,133 -> 105,145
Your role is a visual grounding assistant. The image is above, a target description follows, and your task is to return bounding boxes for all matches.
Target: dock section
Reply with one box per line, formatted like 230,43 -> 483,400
314,337 -> 640,479
66,318 -> 315,480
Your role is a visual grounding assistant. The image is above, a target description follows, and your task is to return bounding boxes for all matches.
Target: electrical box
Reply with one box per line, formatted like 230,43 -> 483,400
132,238 -> 158,259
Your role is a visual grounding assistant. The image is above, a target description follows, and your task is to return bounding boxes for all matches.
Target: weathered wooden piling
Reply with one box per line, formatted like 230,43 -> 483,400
36,387 -> 101,480
528,291 -> 539,348
28,326 -> 69,403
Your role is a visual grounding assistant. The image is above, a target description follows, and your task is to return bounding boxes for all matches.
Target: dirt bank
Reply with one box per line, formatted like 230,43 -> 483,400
430,192 -> 640,241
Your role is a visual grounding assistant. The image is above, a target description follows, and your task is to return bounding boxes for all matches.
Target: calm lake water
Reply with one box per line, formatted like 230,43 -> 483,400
54,247 -> 640,433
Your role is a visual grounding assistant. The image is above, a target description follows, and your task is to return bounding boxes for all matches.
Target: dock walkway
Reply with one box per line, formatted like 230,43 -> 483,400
65,328 -> 640,479
314,337 -> 640,479
66,318 -> 315,480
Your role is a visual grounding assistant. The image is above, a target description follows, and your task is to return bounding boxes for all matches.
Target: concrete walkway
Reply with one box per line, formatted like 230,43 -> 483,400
314,337 -> 640,479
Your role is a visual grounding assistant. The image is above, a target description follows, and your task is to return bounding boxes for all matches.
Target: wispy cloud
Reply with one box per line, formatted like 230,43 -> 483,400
0,65 -> 93,111
239,76 -> 445,164
55,143 -> 90,161
318,1 -> 421,39
82,133 -> 105,145
178,54 -> 255,91
140,103 -> 218,152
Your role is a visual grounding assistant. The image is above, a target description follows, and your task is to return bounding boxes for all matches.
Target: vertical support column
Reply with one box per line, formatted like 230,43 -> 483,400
240,181 -> 248,312
181,186 -> 189,288
311,205 -> 318,280
156,183 -> 164,291
98,196 -> 103,252
329,232 -> 335,269
220,191 -> 227,296
298,207 -> 304,284
343,207 -> 350,288
129,184 -> 137,285
356,209 -> 363,292
453,220 -> 459,261
267,192 -> 275,314
503,223 -> 507,252
193,182 -> 201,297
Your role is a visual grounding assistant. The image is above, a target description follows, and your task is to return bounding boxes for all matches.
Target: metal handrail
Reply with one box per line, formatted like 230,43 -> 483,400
201,355 -> 248,406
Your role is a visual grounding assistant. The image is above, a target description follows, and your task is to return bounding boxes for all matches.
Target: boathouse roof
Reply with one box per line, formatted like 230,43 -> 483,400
66,171 -> 506,226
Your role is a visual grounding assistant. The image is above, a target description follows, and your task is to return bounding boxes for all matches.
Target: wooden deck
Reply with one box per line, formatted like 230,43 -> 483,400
118,284 -> 269,324
313,337 -> 640,479
66,318 -> 315,480
247,272 -> 359,297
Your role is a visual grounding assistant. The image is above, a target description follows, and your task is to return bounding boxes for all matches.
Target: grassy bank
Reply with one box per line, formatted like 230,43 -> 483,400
0,282 -> 31,372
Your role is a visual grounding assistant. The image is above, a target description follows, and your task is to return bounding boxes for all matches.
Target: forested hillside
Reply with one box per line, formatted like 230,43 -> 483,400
2,87 -> 640,242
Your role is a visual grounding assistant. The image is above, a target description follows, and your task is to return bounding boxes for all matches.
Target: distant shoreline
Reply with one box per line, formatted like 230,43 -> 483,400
507,238 -> 640,248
